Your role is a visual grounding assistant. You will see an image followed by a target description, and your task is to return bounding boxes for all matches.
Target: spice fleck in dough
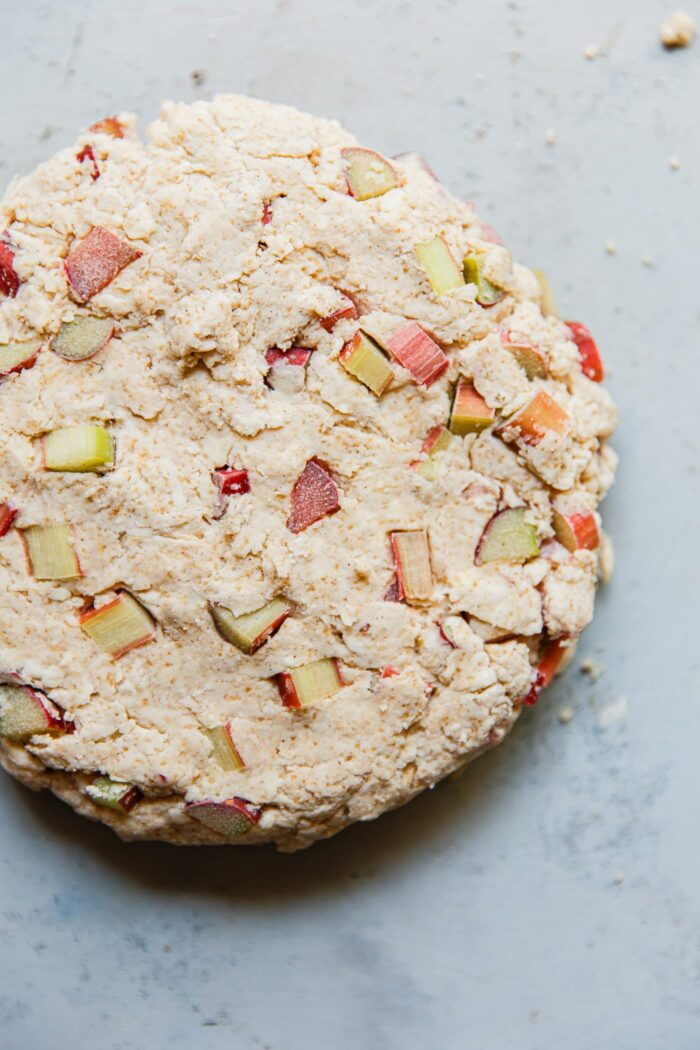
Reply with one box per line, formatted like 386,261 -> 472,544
0,97 -> 617,850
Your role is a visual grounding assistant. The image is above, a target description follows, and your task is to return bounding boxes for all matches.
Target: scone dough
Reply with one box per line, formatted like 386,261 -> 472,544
0,96 -> 617,850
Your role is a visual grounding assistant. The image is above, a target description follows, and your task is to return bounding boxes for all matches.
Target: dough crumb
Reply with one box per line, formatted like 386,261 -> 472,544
545,128 -> 557,145
597,696 -> 628,728
659,10 -> 696,48
583,43 -> 600,60
641,254 -> 654,268
668,154 -> 681,170
580,657 -> 602,683
613,872 -> 625,885
558,705 -> 575,724
598,531 -> 615,582
605,240 -> 616,255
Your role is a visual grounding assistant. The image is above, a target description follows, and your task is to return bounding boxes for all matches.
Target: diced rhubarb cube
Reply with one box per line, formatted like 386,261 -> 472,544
43,424 -> 114,472
209,596 -> 291,654
203,723 -> 246,772
522,639 -> 568,705
534,269 -> 558,317
412,425 -> 452,479
65,227 -> 142,302
463,252 -> 504,306
78,591 -> 155,659
320,294 -> 358,332
89,117 -> 125,138
339,330 -> 393,396
287,458 -> 340,533
449,380 -> 494,435
390,529 -> 433,602
386,322 -> 448,387
20,523 -> 82,580
552,507 -> 599,552
566,321 -> 604,382
497,390 -> 570,446
0,502 -> 18,537
475,508 -> 540,565
277,658 -> 344,708
86,775 -> 142,812
0,341 -> 41,378
186,797 -> 261,838
264,346 -> 312,393
0,242 -> 20,298
0,683 -> 67,742
414,236 -> 465,296
52,316 -> 114,361
501,332 -> 549,379
341,147 -> 399,200
211,467 -> 250,497
76,144 -> 100,181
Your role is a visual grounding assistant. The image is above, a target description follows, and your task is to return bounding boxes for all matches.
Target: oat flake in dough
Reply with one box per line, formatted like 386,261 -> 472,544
0,96 -> 617,850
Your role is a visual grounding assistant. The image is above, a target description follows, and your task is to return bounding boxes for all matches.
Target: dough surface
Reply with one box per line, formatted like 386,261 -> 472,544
0,96 -> 617,850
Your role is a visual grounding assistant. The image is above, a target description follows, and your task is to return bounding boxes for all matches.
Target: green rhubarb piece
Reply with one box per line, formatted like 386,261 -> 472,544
43,424 -> 114,472
463,253 -> 504,306
414,236 -> 464,296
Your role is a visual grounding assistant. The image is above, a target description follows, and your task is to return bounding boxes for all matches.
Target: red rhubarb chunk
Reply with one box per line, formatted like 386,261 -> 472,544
277,672 -> 301,708
386,322 -> 448,386
287,458 -> 340,533
320,294 -> 358,332
64,226 -> 142,302
0,503 -> 18,537
381,665 -> 400,678
383,577 -> 404,602
522,639 -> 567,706
212,467 -> 250,497
89,117 -> 125,138
566,321 -> 604,382
264,346 -> 312,368
76,145 -> 100,181
261,201 -> 273,225
0,243 -> 20,298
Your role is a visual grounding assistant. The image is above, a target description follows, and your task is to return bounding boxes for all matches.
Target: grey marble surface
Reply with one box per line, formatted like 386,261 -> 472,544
1,1 -> 699,1047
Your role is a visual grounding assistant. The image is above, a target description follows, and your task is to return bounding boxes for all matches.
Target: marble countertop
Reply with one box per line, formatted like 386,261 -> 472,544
1,1 -> 698,1046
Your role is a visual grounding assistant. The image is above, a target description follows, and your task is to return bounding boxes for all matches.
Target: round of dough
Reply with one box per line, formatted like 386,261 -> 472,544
0,96 -> 617,850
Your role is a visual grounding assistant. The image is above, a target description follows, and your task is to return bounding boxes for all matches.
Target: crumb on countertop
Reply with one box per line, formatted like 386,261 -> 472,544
669,154 -> 681,170
641,254 -> 654,267
605,241 -> 616,255
558,705 -> 575,724
545,128 -> 557,145
660,10 -> 696,48
580,657 -> 603,682
583,43 -> 600,60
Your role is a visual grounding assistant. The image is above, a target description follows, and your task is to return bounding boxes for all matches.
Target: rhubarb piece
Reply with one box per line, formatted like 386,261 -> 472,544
287,458 -> 340,533
501,334 -> 549,379
449,380 -> 494,435
386,322 -> 448,386
64,226 -> 142,302
78,592 -> 155,659
0,502 -> 18,537
0,242 -> 19,298
463,252 -> 504,306
414,236 -> 464,296
0,683 -> 66,742
0,341 -> 41,378
320,294 -> 357,332
277,658 -> 344,709
383,577 -> 403,602
203,724 -> 245,771
390,529 -> 433,602
552,507 -> 600,552
43,424 -> 114,472
497,390 -> 570,446
339,330 -> 393,396
209,596 -> 290,654
264,346 -> 312,393
89,116 -> 125,138
341,147 -> 398,200
211,467 -> 250,497
413,425 -> 452,479
76,144 -> 100,180
261,200 -> 273,225
186,797 -> 261,838
534,269 -> 558,317
522,639 -> 567,706
475,508 -> 540,565
393,151 -> 439,180
86,776 -> 142,812
566,321 -> 604,382
20,524 -> 82,580
52,316 -> 114,361
381,665 -> 400,678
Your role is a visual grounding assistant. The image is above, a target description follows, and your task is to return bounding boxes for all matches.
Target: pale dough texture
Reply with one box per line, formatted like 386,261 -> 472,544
0,96 -> 617,850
